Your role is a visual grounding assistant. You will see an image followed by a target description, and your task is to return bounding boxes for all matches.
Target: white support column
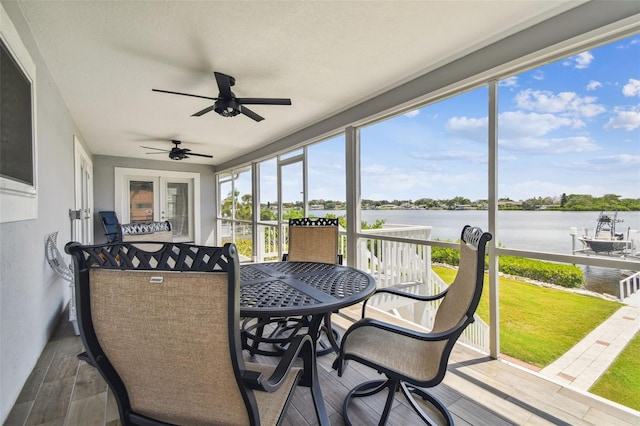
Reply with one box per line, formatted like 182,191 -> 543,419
251,162 -> 260,262
488,80 -> 500,359
345,126 -> 361,268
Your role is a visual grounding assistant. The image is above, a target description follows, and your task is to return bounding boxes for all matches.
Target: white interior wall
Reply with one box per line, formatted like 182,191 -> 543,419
91,155 -> 216,244
0,3 -> 86,421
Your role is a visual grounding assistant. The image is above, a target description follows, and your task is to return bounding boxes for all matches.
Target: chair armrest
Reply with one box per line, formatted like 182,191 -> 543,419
362,286 -> 448,318
242,334 -> 313,393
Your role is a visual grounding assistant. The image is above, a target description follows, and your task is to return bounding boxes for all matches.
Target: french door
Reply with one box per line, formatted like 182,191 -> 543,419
73,136 -> 93,244
115,168 -> 200,243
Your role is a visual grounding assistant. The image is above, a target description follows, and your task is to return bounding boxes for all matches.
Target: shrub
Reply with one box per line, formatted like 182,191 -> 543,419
432,246 -> 584,288
499,256 -> 584,288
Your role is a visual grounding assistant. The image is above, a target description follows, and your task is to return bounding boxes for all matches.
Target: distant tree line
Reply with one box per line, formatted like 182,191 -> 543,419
357,193 -> 640,211
223,191 -> 640,220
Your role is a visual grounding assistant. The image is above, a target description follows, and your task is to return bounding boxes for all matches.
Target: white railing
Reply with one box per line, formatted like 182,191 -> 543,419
620,270 -> 640,301
358,224 -> 489,353
256,223 -> 280,260
253,222 -> 490,351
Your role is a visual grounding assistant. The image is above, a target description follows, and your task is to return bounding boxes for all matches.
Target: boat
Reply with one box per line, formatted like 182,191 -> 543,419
578,211 -> 633,254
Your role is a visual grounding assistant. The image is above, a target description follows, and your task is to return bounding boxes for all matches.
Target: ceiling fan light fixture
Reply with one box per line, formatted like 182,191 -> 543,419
214,99 -> 241,117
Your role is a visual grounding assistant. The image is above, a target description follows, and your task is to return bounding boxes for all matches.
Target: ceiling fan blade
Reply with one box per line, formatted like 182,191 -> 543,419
214,72 -> 233,98
152,88 -> 217,101
145,152 -> 169,155
191,106 -> 215,117
140,145 -> 170,152
187,152 -> 213,158
236,98 -> 292,105
240,105 -> 264,122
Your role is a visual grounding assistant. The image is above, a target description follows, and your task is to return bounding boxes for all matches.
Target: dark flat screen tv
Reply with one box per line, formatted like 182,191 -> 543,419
0,37 -> 34,187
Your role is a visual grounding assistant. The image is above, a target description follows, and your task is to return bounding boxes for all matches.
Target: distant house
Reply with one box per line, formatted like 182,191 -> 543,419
498,200 -> 523,208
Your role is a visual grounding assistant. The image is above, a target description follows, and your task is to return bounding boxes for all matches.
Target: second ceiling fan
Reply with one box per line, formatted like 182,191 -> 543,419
153,71 -> 292,122
141,140 -> 212,161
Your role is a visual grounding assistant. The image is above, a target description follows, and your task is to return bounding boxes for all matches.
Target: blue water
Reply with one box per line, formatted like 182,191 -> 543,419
314,209 -> 640,296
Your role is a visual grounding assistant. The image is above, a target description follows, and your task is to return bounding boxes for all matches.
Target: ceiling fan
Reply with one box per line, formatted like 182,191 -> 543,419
141,140 -> 212,161
152,71 -> 292,122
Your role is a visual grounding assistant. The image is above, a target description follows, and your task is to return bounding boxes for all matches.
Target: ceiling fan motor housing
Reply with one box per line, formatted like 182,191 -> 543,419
215,98 -> 241,117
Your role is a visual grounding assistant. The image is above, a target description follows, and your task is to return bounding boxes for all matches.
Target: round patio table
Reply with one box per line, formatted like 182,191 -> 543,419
239,261 -> 376,425
240,261 -> 376,354
240,261 -> 376,318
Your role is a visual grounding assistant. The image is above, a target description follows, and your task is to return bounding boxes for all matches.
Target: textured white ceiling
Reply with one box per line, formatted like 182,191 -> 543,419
16,1 -> 579,165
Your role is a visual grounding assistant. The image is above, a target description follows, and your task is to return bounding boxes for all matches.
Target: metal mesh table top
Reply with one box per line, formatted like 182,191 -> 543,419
240,262 -> 376,317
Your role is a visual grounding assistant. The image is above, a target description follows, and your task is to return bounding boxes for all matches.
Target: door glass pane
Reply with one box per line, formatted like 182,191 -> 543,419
166,182 -> 189,238
129,180 -> 154,223
281,162 -> 303,220
280,161 -> 303,253
259,159 -> 277,222
234,167 -> 252,221
219,175 -> 233,219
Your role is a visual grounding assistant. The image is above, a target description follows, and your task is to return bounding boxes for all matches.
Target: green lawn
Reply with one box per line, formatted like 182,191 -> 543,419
432,266 -> 621,366
432,266 -> 640,410
590,332 -> 640,411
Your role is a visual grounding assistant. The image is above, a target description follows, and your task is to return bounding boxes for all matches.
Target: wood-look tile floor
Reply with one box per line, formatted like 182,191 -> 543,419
5,311 -> 639,426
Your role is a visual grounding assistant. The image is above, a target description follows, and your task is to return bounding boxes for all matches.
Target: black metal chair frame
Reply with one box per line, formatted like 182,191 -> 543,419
333,225 -> 492,426
66,241 -> 325,425
242,217 -> 343,357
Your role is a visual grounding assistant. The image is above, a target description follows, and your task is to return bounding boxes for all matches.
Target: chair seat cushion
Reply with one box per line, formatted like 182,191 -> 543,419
246,362 -> 302,424
343,325 -> 445,383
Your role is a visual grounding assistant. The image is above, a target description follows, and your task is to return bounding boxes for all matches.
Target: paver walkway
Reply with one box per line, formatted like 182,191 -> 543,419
540,301 -> 640,391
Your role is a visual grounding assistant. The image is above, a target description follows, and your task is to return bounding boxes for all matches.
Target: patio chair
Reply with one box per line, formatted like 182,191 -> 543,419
243,217 -> 343,356
98,211 -> 120,242
65,241 -> 322,426
333,225 -> 492,425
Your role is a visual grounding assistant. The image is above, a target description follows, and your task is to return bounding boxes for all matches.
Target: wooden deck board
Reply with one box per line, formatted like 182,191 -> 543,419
4,311 -> 639,426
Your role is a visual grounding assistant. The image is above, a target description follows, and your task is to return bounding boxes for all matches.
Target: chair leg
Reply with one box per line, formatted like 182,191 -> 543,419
343,379 -> 452,425
320,312 -> 341,354
343,379 -> 397,426
271,314 -> 340,356
242,317 -> 299,357
400,382 -> 453,426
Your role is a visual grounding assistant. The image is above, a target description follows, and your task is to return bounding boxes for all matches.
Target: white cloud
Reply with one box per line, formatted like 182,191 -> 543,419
499,76 -> 518,87
563,51 -> 594,69
410,150 -> 485,163
585,154 -> 640,170
622,79 -> 640,97
445,111 -> 595,154
499,136 -> 599,154
498,111 -> 581,138
361,164 -> 392,175
604,107 -> 640,131
533,70 -> 544,81
515,89 -> 605,118
404,110 -> 420,118
444,116 -> 487,142
586,80 -> 602,91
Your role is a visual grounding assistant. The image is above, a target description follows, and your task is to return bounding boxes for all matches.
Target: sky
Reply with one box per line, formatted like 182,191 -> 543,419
247,34 -> 640,204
